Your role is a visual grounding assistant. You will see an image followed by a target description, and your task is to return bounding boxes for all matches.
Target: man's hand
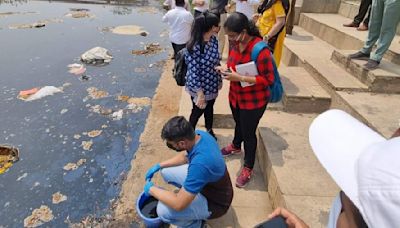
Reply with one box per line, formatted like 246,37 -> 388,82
144,180 -> 154,196
268,207 -> 309,228
145,163 -> 161,181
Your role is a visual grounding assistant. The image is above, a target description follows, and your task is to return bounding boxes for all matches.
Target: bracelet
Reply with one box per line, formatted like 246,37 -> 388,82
264,34 -> 270,41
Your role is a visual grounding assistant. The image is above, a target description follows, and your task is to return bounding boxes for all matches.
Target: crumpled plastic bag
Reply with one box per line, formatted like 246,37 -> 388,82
19,86 -> 63,101
81,47 -> 113,64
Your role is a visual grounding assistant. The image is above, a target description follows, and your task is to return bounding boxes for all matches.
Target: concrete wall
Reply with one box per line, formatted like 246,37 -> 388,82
301,0 -> 341,13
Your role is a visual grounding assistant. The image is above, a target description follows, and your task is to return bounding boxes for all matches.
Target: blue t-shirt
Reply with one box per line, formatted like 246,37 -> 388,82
183,130 -> 226,194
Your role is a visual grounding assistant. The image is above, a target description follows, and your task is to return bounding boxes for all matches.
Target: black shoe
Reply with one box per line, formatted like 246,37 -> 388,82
207,129 -> 217,141
348,51 -> 370,60
363,59 -> 380,70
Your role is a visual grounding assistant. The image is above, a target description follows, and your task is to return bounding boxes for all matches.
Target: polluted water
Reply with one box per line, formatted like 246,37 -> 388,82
140,196 -> 158,218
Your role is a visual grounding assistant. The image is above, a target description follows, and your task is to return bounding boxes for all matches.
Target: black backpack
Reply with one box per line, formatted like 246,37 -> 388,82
173,48 -> 187,86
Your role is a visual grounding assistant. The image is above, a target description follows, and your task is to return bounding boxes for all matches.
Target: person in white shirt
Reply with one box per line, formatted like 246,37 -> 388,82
231,0 -> 260,20
192,0 -> 210,17
163,0 -> 190,11
162,0 -> 194,61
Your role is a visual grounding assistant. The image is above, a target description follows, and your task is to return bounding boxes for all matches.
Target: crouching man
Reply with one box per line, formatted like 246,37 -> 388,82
144,116 -> 233,227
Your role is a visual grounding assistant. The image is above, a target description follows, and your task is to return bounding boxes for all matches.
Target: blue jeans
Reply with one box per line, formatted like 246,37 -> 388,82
156,165 -> 211,228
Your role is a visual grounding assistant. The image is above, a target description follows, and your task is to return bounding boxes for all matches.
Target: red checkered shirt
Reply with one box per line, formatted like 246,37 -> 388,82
227,37 -> 274,110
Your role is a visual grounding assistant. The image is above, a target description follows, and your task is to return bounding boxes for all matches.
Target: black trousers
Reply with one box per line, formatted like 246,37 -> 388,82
172,43 -> 186,60
231,104 -> 267,169
353,0 -> 372,25
189,98 -> 216,130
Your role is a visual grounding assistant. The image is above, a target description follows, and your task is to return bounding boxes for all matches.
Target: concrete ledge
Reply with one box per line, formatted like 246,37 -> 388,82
332,91 -> 400,138
331,50 -> 400,94
299,13 -> 400,65
257,111 -> 339,227
280,66 -> 331,113
283,26 -> 368,93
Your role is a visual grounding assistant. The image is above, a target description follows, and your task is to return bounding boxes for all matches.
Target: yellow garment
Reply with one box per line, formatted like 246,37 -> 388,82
256,1 -> 286,67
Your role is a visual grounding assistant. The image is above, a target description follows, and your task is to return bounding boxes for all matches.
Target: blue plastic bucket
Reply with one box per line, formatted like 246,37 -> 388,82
136,191 -> 163,228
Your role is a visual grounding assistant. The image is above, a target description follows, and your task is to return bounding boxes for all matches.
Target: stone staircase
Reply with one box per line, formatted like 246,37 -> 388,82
178,1 -> 400,227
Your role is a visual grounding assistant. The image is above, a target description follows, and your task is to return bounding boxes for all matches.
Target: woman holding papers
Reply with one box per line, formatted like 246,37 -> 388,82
215,12 -> 274,188
185,11 -> 222,139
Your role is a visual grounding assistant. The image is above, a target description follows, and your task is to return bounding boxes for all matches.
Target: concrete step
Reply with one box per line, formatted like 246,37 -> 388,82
206,128 -> 273,228
331,49 -> 400,94
257,111 -> 339,228
331,91 -> 400,138
280,66 -> 331,113
338,0 -> 400,35
298,13 -> 400,65
283,26 -> 369,93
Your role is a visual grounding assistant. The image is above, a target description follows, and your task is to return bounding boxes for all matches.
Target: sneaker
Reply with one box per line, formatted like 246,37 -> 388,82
221,143 -> 242,157
207,129 -> 217,141
363,59 -> 380,70
348,51 -> 370,60
236,167 -> 252,188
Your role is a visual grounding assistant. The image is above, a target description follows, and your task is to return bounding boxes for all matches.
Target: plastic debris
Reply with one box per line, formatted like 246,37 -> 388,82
19,88 -> 39,99
68,63 -> 86,75
60,109 -> 68,114
23,205 -> 54,227
63,159 -> 86,171
65,9 -> 94,18
111,25 -> 148,36
9,22 -> 45,29
52,192 -> 67,204
87,87 -> 109,99
111,110 -> 123,120
73,134 -> 81,140
87,130 -> 102,138
0,145 -> 19,175
90,105 -> 113,115
17,173 -> 28,181
131,43 -> 162,55
81,141 -> 93,151
134,67 -> 146,73
18,86 -> 63,101
81,47 -> 112,64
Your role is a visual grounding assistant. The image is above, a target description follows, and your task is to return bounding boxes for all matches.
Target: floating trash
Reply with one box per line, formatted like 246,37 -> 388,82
87,130 -> 102,138
52,192 -> 67,204
110,25 -> 148,36
63,159 -> 86,171
111,110 -> 123,120
132,43 -> 163,55
68,63 -> 86,75
81,47 -> 112,65
18,86 -> 63,101
23,205 -> 54,227
81,141 -> 93,151
9,22 -> 45,29
0,145 -> 19,175
86,87 -> 109,99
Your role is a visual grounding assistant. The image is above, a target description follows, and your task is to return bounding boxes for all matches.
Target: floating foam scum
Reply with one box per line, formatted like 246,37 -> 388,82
111,25 -> 148,35
23,205 -> 54,227
0,145 -> 19,174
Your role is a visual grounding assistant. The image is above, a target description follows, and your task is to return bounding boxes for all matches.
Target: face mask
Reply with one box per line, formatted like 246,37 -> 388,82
166,141 -> 185,152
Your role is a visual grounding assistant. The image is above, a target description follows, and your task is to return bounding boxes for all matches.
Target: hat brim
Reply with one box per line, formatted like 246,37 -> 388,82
309,109 -> 385,209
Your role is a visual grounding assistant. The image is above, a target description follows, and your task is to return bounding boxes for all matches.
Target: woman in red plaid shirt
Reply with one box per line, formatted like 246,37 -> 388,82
216,12 -> 274,188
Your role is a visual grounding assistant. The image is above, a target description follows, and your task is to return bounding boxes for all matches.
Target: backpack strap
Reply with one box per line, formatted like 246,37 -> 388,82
251,41 -> 269,63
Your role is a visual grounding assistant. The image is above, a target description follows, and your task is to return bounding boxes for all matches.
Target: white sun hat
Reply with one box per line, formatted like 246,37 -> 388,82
309,109 -> 400,228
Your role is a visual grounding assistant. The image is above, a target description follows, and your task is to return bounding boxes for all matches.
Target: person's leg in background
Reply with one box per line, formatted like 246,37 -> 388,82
357,0 -> 372,31
349,0 -> 384,61
286,0 -> 296,35
172,43 -> 186,61
203,99 -> 217,139
367,0 -> 400,66
218,13 -> 227,55
156,165 -> 211,228
344,0 -> 372,27
189,97 -> 206,129
235,105 -> 266,187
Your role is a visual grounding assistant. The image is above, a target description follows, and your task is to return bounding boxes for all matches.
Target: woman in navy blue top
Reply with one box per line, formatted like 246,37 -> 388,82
185,11 -> 222,139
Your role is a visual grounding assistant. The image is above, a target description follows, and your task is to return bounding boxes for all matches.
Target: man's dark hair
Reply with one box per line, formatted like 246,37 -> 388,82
175,0 -> 185,7
161,116 -> 196,141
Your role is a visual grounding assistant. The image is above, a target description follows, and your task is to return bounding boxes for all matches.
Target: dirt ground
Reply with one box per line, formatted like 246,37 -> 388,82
112,59 -> 182,225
